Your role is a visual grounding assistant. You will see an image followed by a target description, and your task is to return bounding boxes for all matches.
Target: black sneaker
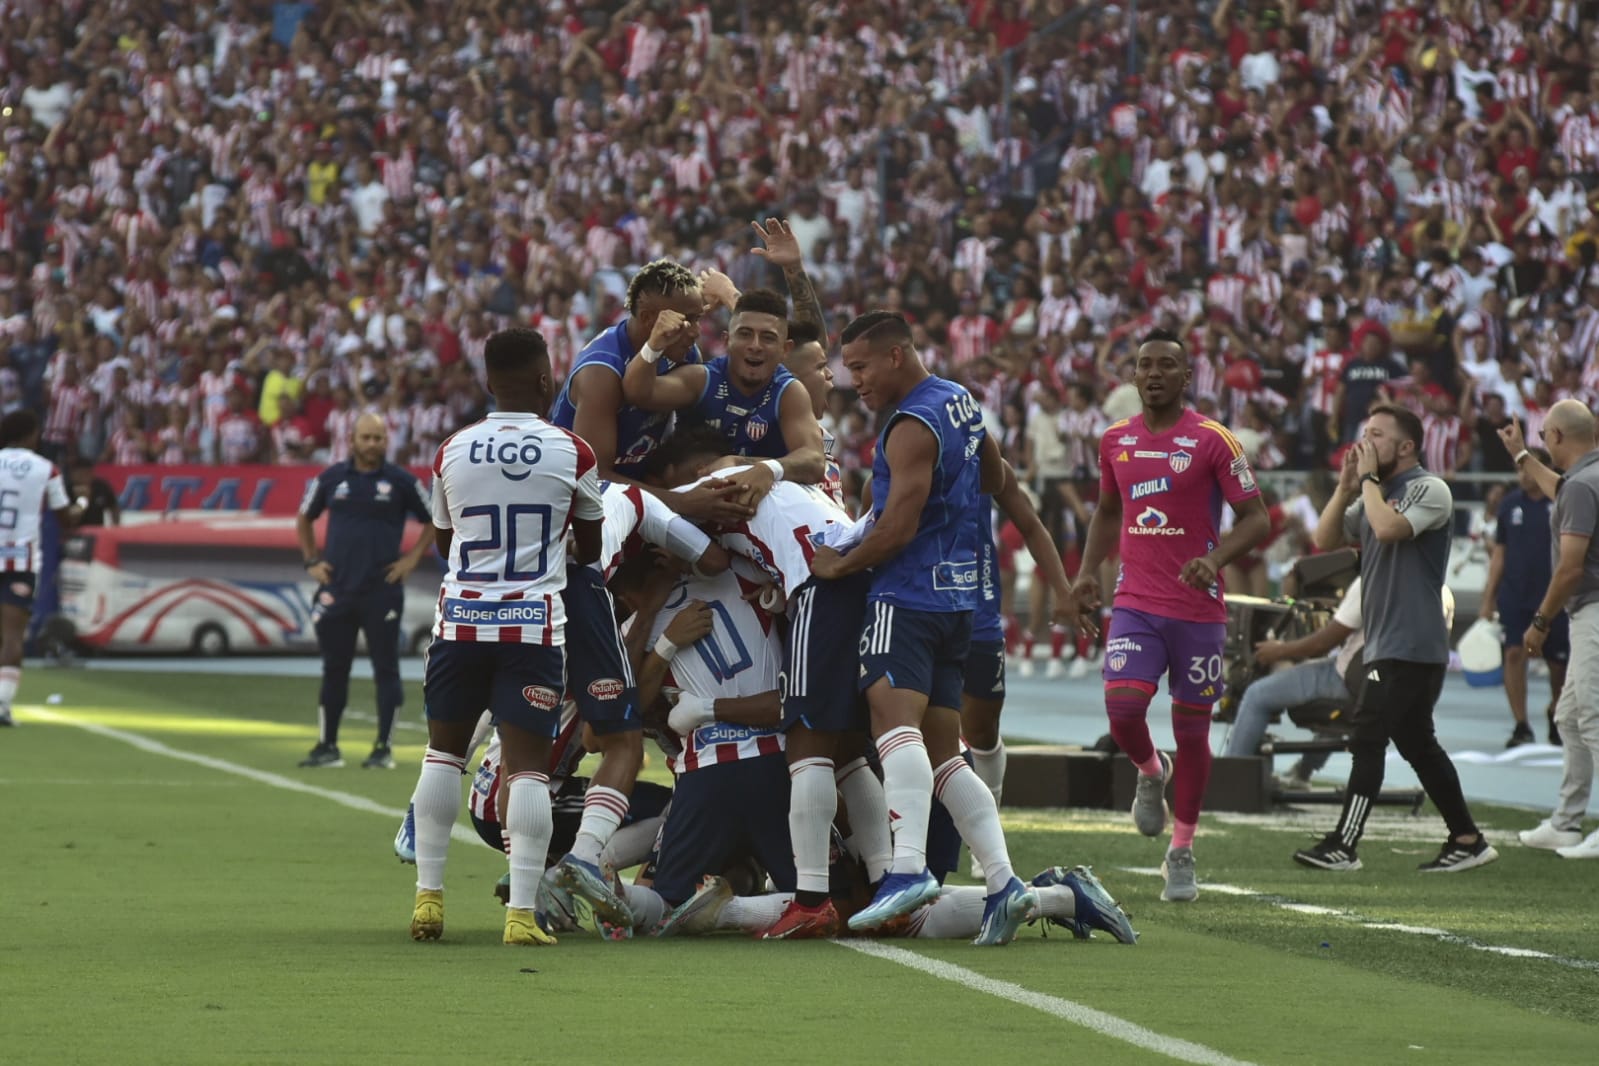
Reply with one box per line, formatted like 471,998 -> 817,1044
1293,836 -> 1363,871
298,742 -> 344,768
1418,837 -> 1499,873
1549,722 -> 1563,747
1506,723 -> 1535,749
363,744 -> 395,770
0,708 -> 13,727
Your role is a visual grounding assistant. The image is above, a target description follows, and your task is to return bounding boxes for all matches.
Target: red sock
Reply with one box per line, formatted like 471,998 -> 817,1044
1170,707 -> 1213,849
1076,632 -> 1092,658
1106,688 -> 1160,776
1049,625 -> 1068,658
1022,631 -> 1036,658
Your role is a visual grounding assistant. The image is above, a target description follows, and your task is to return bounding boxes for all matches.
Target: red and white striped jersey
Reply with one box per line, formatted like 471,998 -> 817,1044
688,468 -> 849,597
595,480 -> 709,581
1306,347 -> 1348,417
0,447 -> 69,572
468,708 -> 586,829
429,413 -> 603,645
1421,412 -> 1467,475
948,314 -> 999,369
44,383 -> 91,445
1206,273 -> 1249,323
649,569 -> 784,773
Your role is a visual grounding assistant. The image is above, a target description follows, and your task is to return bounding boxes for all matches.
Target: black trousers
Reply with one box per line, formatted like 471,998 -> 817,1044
1337,659 -> 1477,845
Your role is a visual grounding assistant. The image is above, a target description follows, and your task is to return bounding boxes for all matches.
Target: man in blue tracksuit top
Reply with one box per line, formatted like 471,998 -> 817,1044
809,310 -> 1036,947
297,412 -> 435,770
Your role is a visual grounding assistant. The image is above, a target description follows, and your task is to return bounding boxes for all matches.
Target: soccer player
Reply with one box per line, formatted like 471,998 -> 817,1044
296,413 -> 436,769
1066,328 -> 1270,903
781,320 -> 845,508
0,411 -> 79,725
963,461 -> 1078,870
811,311 -> 1035,946
620,287 -> 826,491
408,327 -> 604,946
646,427 -> 893,940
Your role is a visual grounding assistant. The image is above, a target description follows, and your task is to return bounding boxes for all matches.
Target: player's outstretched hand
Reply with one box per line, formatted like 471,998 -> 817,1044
648,308 -> 695,352
723,462 -> 778,511
665,600 -> 714,648
1179,554 -> 1219,591
752,217 -> 802,270
698,268 -> 739,311
676,477 -> 754,526
809,545 -> 845,580
1066,576 -> 1101,636
1496,416 -> 1526,460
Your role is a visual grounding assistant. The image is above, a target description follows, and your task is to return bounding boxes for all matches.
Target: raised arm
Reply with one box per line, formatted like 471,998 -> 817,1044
752,218 -> 828,337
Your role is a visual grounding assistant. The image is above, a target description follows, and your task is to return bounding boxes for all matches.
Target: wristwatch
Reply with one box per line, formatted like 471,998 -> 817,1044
1360,472 -> 1382,487
303,558 -> 323,570
1531,613 -> 1551,633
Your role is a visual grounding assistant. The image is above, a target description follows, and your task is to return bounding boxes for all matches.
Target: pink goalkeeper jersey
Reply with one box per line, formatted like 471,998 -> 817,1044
1098,408 -> 1260,623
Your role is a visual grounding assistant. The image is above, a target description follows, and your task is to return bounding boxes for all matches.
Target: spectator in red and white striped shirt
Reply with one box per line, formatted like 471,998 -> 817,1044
947,294 -> 1000,371
104,410 -> 149,466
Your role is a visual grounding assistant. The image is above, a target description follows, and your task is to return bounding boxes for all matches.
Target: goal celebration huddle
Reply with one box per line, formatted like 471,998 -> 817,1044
393,229 -> 1270,947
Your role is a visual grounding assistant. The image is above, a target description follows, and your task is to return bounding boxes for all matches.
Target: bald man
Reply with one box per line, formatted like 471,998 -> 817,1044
296,412 -> 437,769
1502,402 -> 1599,858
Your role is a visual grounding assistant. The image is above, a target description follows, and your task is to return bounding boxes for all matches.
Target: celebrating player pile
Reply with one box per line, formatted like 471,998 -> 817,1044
399,239 -> 1140,947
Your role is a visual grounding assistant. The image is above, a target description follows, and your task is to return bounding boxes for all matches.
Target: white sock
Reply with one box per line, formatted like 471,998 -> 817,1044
836,757 -> 892,883
506,771 -> 553,911
0,665 -> 20,710
622,883 -> 666,931
877,727 -> 933,875
909,887 -> 986,939
413,748 -> 467,892
718,893 -> 794,932
968,740 -> 1007,807
934,756 -> 1016,894
570,785 -> 629,865
788,757 -> 836,894
600,815 -> 663,872
1035,884 -> 1077,924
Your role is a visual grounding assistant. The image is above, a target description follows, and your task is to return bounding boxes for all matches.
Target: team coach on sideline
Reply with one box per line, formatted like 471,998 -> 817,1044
297,413 -> 436,770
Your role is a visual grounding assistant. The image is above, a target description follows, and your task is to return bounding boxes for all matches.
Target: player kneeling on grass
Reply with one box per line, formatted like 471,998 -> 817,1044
407,327 -> 603,947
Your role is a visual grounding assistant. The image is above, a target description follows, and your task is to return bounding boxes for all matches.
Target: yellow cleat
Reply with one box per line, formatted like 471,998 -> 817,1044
410,889 -> 444,941
504,907 -> 558,946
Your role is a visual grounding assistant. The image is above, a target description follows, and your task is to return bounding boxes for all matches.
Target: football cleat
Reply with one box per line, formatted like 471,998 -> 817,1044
410,889 -> 443,941
974,877 -> 1038,946
761,898 -> 840,939
0,708 -> 14,727
393,803 -> 416,864
847,869 -> 942,932
363,744 -> 395,769
553,854 -> 633,938
503,906 -> 558,946
655,876 -> 734,937
1061,866 -> 1138,943
535,868 -> 578,931
299,742 -> 343,769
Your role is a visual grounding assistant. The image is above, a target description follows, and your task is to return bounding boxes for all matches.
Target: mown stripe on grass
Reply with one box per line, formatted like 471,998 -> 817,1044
837,940 -> 1261,1066
21,706 -> 482,846
1121,866 -> 1599,973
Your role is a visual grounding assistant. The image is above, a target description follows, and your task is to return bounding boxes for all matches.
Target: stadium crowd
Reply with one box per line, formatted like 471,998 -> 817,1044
4,0 -> 1599,492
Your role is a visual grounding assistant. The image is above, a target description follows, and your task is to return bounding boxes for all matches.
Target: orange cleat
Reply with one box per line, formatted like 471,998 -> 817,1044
759,898 -> 840,940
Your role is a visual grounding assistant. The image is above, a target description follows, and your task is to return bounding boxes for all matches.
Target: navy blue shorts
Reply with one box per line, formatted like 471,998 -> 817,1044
781,573 -> 871,734
562,564 -> 640,735
651,754 -> 795,905
0,571 -> 36,611
962,639 -> 1006,702
471,776 -> 673,858
423,638 -> 566,736
859,601 -> 972,711
1500,604 -> 1571,663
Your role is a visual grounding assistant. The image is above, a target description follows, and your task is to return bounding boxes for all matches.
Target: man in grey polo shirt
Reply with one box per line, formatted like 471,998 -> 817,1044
1293,403 -> 1498,873
1504,401 -> 1599,859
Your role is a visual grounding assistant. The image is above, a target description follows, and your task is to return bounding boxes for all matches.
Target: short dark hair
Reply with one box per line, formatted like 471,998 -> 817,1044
840,310 -> 911,348
483,327 -> 550,376
1368,402 -> 1424,450
0,410 -> 39,447
731,288 -> 790,322
787,320 -> 822,347
1139,327 -> 1185,352
625,258 -> 699,314
644,425 -> 734,478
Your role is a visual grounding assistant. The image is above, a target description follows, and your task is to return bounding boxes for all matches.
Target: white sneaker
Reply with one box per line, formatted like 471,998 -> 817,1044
1555,828 -> 1599,860
1046,658 -> 1066,680
1017,658 -> 1035,678
1519,820 -> 1583,851
1068,657 -> 1090,679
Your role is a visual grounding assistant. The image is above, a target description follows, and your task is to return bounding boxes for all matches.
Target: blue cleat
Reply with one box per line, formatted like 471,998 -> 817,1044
848,869 -> 942,932
974,877 -> 1038,946
553,853 -> 633,937
393,803 -> 416,864
1062,866 -> 1138,944
1028,866 -> 1087,939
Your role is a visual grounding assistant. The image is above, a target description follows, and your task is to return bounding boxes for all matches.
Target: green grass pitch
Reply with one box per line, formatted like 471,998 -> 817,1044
4,668 -> 1597,1065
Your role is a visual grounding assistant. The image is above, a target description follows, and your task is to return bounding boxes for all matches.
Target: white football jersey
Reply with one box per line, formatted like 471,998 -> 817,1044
595,480 -> 709,580
678,464 -> 849,597
430,413 -> 604,644
0,447 -> 70,572
649,568 -> 784,772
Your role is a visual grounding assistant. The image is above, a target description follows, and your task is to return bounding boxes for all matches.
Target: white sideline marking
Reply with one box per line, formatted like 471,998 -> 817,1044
21,706 -> 482,846
0,778 -> 247,787
837,940 -> 1260,1066
1122,867 -> 1599,973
